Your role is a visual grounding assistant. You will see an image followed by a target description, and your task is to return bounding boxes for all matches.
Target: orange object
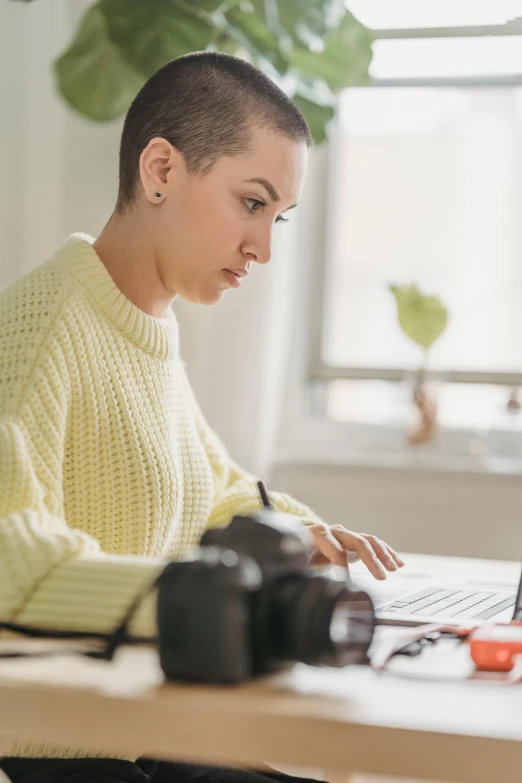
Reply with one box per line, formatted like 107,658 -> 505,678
468,621 -> 522,672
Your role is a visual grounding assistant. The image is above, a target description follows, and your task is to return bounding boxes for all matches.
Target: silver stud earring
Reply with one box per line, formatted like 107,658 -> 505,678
155,192 -> 162,200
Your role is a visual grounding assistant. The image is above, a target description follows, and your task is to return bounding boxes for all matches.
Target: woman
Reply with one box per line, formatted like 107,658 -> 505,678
0,52 -> 403,782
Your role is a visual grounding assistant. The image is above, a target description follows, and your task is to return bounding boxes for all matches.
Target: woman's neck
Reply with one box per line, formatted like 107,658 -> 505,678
93,213 -> 176,319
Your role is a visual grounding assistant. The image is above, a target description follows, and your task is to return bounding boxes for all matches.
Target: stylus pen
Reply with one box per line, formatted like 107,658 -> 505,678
257,480 -> 272,509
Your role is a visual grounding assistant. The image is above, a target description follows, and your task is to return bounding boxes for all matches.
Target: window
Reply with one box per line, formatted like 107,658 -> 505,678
347,0 -> 522,30
311,10 -> 522,451
323,86 -> 522,377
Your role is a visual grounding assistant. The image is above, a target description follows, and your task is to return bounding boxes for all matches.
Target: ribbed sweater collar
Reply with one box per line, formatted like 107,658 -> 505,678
54,233 -> 179,361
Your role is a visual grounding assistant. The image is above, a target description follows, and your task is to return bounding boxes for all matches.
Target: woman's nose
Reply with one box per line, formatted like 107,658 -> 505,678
242,229 -> 272,265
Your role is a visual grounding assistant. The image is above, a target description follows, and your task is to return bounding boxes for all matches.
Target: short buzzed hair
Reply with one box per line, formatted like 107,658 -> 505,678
116,52 -> 311,212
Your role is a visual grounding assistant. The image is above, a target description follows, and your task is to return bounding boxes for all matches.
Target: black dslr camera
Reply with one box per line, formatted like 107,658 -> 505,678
156,501 -> 375,684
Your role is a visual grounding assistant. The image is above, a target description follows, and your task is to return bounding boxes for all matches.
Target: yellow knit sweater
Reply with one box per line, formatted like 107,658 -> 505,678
0,233 -> 321,760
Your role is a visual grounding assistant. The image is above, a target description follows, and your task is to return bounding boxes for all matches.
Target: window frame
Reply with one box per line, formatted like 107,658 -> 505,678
310,20 -> 522,390
275,20 -> 522,473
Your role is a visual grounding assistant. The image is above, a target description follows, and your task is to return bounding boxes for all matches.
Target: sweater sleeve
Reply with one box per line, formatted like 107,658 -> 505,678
201,422 -> 323,529
0,418 -> 163,639
179,369 -> 323,529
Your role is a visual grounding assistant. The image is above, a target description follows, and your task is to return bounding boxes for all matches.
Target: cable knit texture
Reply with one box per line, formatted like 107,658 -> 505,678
0,234 -> 321,760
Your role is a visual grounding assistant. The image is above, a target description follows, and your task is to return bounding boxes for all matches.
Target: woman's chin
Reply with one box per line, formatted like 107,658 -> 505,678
181,286 -> 226,306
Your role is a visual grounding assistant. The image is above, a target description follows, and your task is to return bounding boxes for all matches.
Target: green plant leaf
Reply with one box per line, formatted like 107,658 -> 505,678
289,10 -> 374,93
214,34 -> 242,56
292,93 -> 335,144
44,0 -> 373,141
54,3 -> 145,122
224,4 -> 289,73
276,0 -> 346,48
101,0 -> 215,77
389,284 -> 449,351
196,0 -> 229,9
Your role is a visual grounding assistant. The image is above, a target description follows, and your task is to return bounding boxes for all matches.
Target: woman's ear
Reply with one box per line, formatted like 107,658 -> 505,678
139,137 -> 184,205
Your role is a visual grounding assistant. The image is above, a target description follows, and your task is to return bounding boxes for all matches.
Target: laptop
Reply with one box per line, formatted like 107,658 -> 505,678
372,563 -> 522,627
340,562 -> 522,628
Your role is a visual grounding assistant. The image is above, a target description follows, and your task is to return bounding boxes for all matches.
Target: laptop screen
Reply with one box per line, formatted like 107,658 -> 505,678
512,563 -> 522,621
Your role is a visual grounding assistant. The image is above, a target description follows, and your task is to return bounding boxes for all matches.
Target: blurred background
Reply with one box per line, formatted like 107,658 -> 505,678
2,0 -> 522,561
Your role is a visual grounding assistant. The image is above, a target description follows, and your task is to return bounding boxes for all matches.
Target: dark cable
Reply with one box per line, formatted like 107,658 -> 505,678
0,575 -> 161,661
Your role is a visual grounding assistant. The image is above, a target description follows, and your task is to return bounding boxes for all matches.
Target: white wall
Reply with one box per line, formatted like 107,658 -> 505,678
0,0 -> 121,285
271,461 -> 522,560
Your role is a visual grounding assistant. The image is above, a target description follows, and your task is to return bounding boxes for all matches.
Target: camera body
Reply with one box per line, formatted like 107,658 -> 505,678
157,509 -> 375,684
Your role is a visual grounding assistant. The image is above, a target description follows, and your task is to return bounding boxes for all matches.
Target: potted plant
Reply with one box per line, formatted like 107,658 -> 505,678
389,283 -> 449,445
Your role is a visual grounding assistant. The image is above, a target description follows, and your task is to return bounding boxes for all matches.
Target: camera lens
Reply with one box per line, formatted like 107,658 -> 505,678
254,574 -> 374,670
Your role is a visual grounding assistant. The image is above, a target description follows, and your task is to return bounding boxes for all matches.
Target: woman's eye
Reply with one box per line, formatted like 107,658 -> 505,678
244,198 -> 264,213
244,198 -> 289,225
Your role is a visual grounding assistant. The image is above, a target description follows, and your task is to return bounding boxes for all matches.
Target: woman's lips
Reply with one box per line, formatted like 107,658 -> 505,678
223,269 -> 242,288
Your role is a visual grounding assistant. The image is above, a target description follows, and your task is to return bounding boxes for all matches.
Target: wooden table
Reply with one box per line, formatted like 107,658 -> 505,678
1,554 -> 521,783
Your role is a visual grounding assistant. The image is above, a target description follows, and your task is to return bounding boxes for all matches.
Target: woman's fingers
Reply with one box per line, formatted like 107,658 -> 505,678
310,547 -> 359,566
361,535 -> 400,572
308,524 -> 405,580
380,541 -> 405,568
330,526 -> 387,580
308,524 -> 348,567
308,548 -> 330,566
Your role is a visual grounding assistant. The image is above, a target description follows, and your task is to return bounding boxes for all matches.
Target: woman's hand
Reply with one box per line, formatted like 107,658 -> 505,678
308,523 -> 405,580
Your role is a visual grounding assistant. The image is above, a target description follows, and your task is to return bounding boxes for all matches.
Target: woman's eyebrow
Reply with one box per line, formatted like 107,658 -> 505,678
243,178 -> 297,210
243,177 -> 280,203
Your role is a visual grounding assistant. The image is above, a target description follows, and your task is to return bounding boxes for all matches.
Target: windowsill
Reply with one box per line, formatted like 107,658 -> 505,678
273,445 -> 522,478
278,382 -> 522,478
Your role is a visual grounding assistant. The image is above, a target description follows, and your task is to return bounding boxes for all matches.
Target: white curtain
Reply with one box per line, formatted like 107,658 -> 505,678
174,219 -> 300,476
0,0 -> 120,286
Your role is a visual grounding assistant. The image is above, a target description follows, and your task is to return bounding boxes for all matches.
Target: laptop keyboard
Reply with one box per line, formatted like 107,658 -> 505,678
381,587 -> 516,621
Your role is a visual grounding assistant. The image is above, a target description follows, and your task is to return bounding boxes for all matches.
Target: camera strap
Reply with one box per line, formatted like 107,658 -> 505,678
0,482 -> 274,662
0,573 -> 162,661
